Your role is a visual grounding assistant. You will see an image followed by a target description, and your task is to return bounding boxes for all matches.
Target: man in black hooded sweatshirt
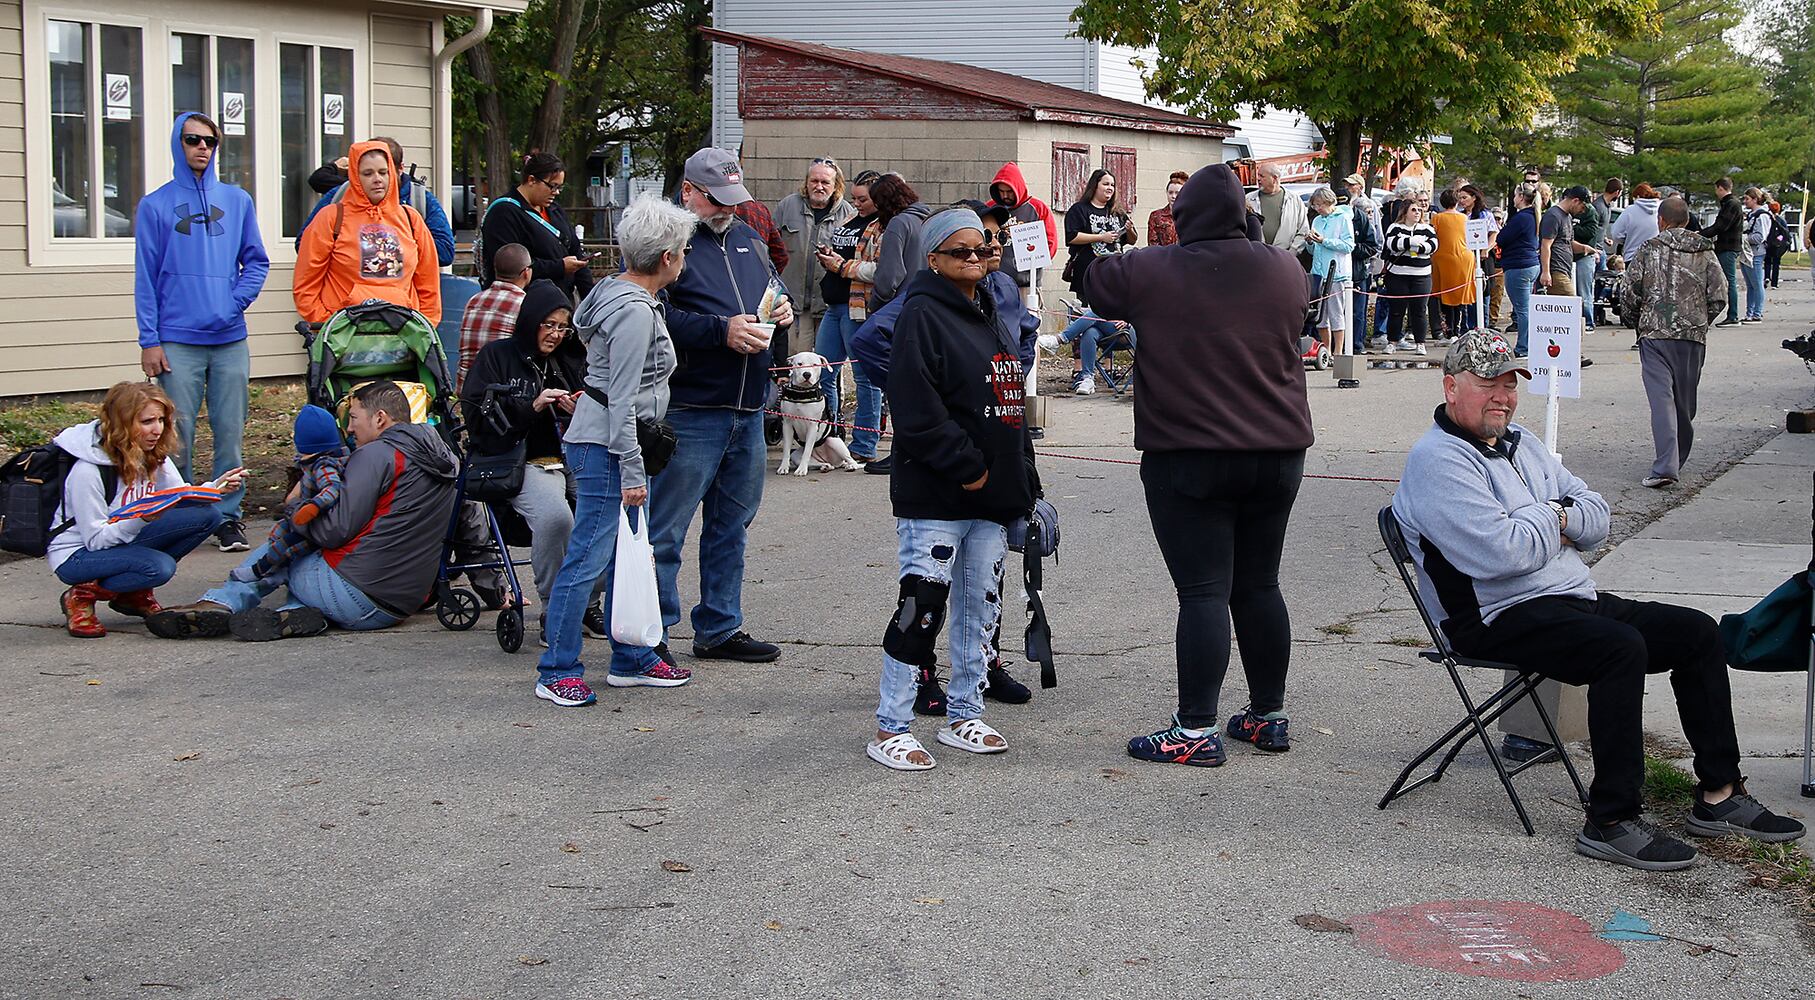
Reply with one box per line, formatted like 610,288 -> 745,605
1085,164 -> 1314,768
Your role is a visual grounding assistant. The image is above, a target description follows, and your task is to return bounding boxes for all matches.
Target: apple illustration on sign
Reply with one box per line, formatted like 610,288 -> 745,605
1547,339 -> 1561,358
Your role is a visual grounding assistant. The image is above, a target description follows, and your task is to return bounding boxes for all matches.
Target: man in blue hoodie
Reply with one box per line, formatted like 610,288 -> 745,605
134,112 -> 270,551
650,148 -> 794,664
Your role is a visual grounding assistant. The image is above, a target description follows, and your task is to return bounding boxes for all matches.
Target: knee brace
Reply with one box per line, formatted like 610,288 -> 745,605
882,574 -> 949,668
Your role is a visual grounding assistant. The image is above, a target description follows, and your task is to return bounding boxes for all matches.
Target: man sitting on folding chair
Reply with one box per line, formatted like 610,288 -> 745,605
1392,331 -> 1804,872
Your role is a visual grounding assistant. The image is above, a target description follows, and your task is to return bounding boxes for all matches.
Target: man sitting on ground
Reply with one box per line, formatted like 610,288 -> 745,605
1391,332 -> 1804,871
150,380 -> 459,640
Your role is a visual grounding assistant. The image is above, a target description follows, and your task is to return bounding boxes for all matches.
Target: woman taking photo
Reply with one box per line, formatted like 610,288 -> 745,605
1082,165 -> 1312,767
458,279 -> 588,636
813,169 -> 884,462
1382,196 -> 1438,355
480,152 -> 595,302
47,382 -> 239,637
1064,169 -> 1134,306
532,193 -> 693,708
867,208 -> 1039,771
293,141 -> 442,324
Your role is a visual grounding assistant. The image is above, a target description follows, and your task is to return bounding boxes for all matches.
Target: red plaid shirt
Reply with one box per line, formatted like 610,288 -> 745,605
457,281 -> 527,386
734,200 -> 790,273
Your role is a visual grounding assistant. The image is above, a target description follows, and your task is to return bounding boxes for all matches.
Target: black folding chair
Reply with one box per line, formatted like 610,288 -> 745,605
1376,507 -> 1590,835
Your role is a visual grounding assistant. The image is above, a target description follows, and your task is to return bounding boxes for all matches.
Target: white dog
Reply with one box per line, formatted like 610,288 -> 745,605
777,351 -> 863,476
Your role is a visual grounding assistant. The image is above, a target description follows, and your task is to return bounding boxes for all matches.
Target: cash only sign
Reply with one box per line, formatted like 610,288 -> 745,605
1525,294 -> 1582,456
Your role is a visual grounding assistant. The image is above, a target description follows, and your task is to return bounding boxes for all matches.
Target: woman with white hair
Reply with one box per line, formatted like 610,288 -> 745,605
1305,186 -> 1354,360
532,193 -> 695,708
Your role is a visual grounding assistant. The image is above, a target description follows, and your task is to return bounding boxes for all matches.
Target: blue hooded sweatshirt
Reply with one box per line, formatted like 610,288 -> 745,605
133,112 -> 270,348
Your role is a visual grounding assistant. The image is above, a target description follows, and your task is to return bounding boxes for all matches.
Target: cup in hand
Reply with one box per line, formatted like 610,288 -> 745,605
750,322 -> 776,347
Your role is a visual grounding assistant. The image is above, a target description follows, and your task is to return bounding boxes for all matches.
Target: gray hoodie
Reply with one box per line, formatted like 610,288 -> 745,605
1609,197 -> 1660,264
868,202 -> 932,312
46,420 -> 186,574
567,276 -> 677,489
1391,405 -> 1611,640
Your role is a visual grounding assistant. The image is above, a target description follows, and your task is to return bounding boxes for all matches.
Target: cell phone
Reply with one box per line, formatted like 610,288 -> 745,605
817,244 -> 833,254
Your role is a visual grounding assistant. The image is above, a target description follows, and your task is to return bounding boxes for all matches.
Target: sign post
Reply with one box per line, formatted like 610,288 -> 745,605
1526,293 -> 1582,457
1012,220 -> 1054,436
1464,216 -> 1493,335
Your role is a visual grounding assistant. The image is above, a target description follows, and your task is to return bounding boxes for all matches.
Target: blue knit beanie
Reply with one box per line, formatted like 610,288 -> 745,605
293,405 -> 345,457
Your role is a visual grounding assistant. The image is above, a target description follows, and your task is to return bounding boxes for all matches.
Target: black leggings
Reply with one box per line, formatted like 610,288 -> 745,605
1141,449 -> 1305,729
1384,272 -> 1431,343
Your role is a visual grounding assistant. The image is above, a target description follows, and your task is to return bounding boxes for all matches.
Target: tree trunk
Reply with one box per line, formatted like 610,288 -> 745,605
527,0 -> 586,157
1323,119 -> 1364,189
659,0 -> 714,191
467,40 -> 513,208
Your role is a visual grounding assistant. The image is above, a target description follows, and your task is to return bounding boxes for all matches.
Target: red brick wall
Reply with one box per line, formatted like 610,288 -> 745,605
739,48 -> 1022,122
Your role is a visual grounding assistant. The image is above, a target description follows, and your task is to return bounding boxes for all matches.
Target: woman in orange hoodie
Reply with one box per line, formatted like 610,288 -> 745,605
293,140 -> 441,324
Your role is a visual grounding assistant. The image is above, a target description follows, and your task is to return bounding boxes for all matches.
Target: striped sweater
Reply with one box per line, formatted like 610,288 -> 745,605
1384,222 -> 1438,277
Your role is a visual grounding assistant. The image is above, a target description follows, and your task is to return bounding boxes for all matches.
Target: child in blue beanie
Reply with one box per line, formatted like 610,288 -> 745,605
230,405 -> 348,582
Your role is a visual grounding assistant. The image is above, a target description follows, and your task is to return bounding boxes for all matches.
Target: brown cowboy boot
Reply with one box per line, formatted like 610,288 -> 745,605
60,584 -> 106,638
107,589 -> 163,619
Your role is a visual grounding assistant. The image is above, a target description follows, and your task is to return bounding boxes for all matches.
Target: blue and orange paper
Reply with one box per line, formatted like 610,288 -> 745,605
107,485 -> 224,523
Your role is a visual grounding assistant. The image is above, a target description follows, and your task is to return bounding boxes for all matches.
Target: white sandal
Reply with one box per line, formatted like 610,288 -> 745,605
867,732 -> 937,771
936,718 -> 1008,755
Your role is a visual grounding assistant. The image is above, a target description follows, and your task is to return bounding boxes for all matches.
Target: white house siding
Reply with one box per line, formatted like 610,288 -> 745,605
711,0 -> 1090,151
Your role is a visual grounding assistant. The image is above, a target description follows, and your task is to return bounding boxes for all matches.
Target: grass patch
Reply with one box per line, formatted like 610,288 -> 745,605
1318,622 -> 1356,636
1641,753 -> 1697,814
1386,636 -> 1427,647
0,397 -> 99,453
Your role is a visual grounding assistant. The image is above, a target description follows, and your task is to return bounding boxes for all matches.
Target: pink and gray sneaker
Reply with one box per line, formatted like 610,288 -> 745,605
606,659 -> 692,688
535,677 -> 597,707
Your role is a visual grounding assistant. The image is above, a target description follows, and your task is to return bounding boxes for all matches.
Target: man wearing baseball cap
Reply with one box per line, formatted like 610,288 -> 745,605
646,147 -> 794,666
1390,331 -> 1803,871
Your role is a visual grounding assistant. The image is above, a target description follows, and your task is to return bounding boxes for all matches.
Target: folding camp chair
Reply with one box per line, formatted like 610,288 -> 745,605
1376,507 -> 1591,834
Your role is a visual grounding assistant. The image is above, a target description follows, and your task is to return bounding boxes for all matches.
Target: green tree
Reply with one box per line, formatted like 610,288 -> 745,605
1760,0 -> 1815,187
1069,0 -> 1654,187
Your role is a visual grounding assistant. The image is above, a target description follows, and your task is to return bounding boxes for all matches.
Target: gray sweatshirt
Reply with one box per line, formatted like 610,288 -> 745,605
867,202 -> 931,312
567,276 -> 676,489
1391,405 -> 1611,637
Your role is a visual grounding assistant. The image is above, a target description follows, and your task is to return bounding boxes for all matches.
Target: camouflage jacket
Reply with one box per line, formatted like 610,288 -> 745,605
1619,227 -> 1727,345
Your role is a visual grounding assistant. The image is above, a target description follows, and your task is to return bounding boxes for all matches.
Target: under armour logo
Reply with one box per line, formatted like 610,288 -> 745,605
174,202 -> 226,237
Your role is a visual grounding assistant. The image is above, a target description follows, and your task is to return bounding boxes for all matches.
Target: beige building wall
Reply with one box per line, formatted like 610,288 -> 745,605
740,117 -> 1017,212
0,0 -> 438,398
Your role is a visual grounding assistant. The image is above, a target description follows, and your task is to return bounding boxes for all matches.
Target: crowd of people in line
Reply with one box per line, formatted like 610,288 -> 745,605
38,110 -> 1807,873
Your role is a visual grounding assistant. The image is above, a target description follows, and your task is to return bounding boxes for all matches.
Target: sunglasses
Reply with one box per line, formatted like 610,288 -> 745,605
934,246 -> 999,261
182,134 -> 219,149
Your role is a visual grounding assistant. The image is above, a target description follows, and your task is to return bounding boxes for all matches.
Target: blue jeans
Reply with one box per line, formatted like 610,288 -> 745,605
54,502 -> 222,592
649,407 -> 765,648
534,442 -> 659,683
1502,265 -> 1539,355
1575,254 -> 1598,326
1059,316 -> 1133,380
1716,250 -> 1739,322
203,541 -> 401,630
159,340 -> 249,520
876,517 -> 1007,734
815,304 -> 882,458
1743,254 -> 1767,319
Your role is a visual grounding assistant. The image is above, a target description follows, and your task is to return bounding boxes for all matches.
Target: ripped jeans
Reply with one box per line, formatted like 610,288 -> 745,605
876,517 -> 1007,735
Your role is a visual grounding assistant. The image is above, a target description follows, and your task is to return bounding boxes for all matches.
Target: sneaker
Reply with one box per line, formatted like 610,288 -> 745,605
1686,785 -> 1807,843
692,630 -> 780,663
913,666 -> 947,717
1069,369 -> 1086,389
1641,475 -> 1676,489
863,455 -> 892,475
1036,333 -> 1061,352
1412,343 -> 1428,357
1384,340 -> 1401,354
1368,335 -> 1388,350
983,662 -> 1032,704
606,659 -> 693,688
1225,709 -> 1290,752
583,606 -> 609,640
1075,375 -> 1096,395
1741,317 -> 1763,324
1715,318 -> 1741,327
535,677 -> 597,707
1127,718 -> 1226,767
215,519 -> 250,552
1576,817 -> 1696,871
229,606 -> 328,642
147,601 -> 233,640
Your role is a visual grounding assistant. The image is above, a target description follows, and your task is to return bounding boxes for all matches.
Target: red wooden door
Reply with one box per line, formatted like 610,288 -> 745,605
1052,142 -> 1089,208
1102,146 -> 1137,211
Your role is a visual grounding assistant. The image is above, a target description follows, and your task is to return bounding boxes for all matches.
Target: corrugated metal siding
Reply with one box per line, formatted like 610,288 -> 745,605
712,0 -> 1090,150
1096,44 -> 1324,160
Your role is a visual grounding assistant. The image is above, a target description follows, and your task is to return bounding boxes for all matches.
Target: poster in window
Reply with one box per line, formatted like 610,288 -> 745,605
222,92 -> 246,136
104,73 -> 132,120
323,93 -> 344,135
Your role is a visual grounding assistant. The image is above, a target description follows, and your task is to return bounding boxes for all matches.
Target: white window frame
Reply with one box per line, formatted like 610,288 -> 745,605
272,35 -> 365,248
163,27 -> 260,192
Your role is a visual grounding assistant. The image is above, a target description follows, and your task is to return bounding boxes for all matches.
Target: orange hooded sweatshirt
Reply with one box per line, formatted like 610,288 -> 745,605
293,140 -> 441,324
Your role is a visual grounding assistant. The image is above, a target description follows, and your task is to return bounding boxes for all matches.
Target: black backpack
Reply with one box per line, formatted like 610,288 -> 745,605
0,444 -> 116,556
1766,212 -> 1791,253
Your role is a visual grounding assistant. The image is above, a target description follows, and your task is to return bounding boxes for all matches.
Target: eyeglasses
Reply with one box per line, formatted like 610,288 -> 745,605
536,177 -> 564,194
182,134 -> 219,149
538,321 -> 574,334
934,246 -> 999,261
812,157 -> 839,168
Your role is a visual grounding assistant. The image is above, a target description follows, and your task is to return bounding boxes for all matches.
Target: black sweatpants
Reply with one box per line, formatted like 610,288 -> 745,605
1141,449 -> 1305,729
1384,272 -> 1431,343
1451,593 -> 1742,827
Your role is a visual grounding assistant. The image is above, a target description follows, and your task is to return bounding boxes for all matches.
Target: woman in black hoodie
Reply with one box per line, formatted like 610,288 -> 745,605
458,279 -> 589,625
867,209 -> 1039,771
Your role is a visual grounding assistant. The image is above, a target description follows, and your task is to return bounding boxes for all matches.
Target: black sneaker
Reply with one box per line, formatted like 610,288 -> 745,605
1686,784 -> 1807,843
692,630 -> 780,663
147,601 -> 233,640
1575,817 -> 1697,871
913,666 -> 947,716
215,519 -> 250,552
229,606 -> 328,641
583,605 -> 609,640
1715,318 -> 1742,327
1225,708 -> 1290,752
864,455 -> 892,475
984,662 -> 1032,704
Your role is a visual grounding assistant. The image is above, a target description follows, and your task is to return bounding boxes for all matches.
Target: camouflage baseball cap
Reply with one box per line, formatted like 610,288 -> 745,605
1442,331 -> 1530,379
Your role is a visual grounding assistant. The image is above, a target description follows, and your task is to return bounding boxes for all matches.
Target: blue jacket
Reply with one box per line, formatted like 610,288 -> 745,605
664,219 -> 786,411
1495,207 -> 1540,270
851,269 -> 1037,384
1309,205 -> 1355,285
297,175 -> 455,267
133,112 -> 270,348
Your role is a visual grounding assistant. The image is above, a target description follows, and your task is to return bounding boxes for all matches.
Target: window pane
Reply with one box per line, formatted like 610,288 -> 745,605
47,20 -> 90,238
171,33 -> 206,119
216,37 -> 255,190
280,43 -> 312,238
319,47 -> 353,171
99,25 -> 142,238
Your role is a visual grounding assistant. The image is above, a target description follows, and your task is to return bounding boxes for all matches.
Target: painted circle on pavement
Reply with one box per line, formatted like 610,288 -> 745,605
1351,900 -> 1626,982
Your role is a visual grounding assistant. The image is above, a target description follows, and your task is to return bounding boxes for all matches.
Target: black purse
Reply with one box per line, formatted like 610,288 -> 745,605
464,441 -> 525,501
584,387 -> 677,478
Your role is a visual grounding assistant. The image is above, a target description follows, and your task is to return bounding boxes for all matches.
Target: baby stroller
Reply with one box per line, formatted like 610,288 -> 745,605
431,383 -> 534,653
298,299 -> 458,439
1593,265 -> 1626,328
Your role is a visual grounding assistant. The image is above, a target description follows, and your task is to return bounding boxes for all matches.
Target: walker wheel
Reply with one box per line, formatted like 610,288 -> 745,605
497,605 -> 525,653
437,588 -> 480,631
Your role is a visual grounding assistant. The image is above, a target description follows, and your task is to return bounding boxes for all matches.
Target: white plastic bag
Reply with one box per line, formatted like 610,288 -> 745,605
610,507 -> 662,647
